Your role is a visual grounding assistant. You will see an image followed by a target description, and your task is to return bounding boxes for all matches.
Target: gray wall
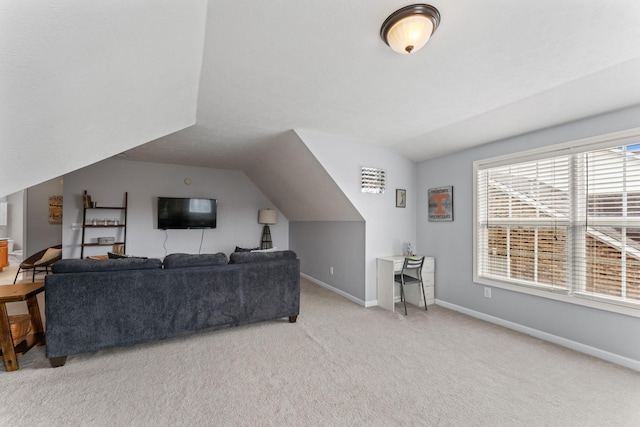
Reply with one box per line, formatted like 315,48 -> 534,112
417,104 -> 640,364
7,191 -> 25,252
299,130 -> 417,304
62,159 -> 288,259
25,177 -> 63,256
290,221 -> 365,303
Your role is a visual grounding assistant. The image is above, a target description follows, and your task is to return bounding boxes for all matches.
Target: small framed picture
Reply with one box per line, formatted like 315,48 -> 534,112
428,186 -> 453,221
396,189 -> 406,208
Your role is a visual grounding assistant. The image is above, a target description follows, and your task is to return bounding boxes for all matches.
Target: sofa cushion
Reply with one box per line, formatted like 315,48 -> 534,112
163,252 -> 228,269
52,257 -> 162,274
229,250 -> 297,264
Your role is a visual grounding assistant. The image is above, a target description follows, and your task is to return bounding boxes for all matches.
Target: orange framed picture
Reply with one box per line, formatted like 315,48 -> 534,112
428,186 -> 453,221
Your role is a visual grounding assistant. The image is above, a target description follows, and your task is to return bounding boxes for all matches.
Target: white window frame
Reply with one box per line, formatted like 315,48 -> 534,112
473,127 -> 640,318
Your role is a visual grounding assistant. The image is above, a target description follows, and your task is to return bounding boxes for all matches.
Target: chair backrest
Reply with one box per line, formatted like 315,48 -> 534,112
402,256 -> 424,275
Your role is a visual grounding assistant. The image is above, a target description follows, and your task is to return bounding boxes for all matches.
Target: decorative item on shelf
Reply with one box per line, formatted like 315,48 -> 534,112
258,209 -> 278,250
380,4 -> 441,55
405,242 -> 414,256
98,236 -> 115,245
83,193 -> 93,209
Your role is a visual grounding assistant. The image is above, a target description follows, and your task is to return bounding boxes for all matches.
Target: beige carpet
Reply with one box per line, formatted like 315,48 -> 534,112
2,278 -> 640,426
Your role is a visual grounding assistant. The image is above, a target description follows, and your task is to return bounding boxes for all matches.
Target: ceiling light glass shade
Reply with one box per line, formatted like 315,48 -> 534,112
380,4 -> 441,54
386,15 -> 433,54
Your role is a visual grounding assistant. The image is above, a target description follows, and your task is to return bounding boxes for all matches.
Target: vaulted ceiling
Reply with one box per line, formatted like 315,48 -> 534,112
3,1 -> 640,197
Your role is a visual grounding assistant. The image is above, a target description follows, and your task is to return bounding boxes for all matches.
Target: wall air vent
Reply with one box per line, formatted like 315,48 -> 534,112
361,166 -> 386,194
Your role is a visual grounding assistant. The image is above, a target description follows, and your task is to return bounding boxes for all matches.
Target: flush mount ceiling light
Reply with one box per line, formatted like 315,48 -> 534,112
380,4 -> 441,54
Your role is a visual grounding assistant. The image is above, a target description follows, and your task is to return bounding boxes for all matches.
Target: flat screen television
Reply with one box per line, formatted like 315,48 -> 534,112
157,197 -> 217,229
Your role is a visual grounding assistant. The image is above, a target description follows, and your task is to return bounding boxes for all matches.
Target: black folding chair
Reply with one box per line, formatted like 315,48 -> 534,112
394,256 -> 427,315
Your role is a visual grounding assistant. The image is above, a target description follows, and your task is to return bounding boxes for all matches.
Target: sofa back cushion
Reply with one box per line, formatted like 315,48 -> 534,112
229,250 -> 297,264
163,252 -> 228,269
52,258 -> 162,274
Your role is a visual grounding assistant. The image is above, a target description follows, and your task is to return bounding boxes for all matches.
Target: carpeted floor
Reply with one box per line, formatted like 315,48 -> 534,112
2,278 -> 639,426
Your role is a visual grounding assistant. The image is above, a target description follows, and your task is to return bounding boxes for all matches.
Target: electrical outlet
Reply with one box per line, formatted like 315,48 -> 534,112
72,223 -> 81,231
330,266 -> 334,275
484,287 -> 492,298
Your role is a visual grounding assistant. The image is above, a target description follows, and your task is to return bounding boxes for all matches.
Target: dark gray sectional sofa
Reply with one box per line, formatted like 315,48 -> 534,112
44,250 -> 300,367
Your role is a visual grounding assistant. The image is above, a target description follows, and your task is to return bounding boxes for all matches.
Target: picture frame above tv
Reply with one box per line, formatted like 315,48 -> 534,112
157,197 -> 217,229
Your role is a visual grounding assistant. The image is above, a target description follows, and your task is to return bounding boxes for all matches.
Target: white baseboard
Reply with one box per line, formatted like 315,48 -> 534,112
435,299 -> 640,372
301,274 -> 377,307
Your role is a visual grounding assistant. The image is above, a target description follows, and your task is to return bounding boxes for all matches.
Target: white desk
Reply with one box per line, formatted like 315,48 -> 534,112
377,255 -> 435,312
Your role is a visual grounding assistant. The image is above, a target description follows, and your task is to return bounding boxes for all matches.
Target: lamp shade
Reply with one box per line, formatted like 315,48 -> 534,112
380,4 -> 441,54
258,209 -> 278,225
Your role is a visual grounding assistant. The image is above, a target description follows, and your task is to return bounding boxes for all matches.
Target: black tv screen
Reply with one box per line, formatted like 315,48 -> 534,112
157,197 -> 217,229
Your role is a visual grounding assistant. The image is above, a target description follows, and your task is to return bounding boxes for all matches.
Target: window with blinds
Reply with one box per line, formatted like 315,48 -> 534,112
475,133 -> 640,313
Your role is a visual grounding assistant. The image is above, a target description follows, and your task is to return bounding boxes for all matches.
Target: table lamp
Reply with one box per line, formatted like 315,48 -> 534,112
258,209 -> 277,250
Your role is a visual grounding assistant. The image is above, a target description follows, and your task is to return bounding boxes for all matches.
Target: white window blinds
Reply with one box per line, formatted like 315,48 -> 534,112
361,167 -> 386,194
477,155 -> 571,292
580,146 -> 640,303
476,137 -> 640,311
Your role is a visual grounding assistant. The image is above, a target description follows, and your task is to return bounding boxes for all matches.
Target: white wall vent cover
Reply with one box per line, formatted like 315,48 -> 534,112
361,166 -> 386,194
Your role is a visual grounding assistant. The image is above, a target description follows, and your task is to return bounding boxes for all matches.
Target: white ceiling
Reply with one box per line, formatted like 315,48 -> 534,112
0,1 -> 207,197
2,1 -> 640,198
123,0 -> 640,168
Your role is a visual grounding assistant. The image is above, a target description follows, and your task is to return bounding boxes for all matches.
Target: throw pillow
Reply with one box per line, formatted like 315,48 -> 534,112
107,252 -> 127,259
107,252 -> 148,259
235,246 -> 259,253
34,247 -> 62,265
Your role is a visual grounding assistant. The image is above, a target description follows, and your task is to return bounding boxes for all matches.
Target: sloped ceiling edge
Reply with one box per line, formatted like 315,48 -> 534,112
243,131 -> 363,222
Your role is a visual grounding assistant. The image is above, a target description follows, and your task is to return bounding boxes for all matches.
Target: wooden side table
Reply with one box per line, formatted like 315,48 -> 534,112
0,281 -> 45,372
